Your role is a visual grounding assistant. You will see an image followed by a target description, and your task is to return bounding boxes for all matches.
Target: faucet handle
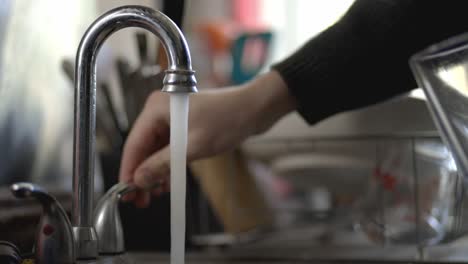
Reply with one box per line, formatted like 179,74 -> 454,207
10,182 -> 75,264
0,241 -> 22,264
93,182 -> 136,255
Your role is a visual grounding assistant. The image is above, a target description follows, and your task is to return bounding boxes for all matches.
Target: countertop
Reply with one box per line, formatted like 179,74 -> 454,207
79,224 -> 468,263
77,252 -> 467,264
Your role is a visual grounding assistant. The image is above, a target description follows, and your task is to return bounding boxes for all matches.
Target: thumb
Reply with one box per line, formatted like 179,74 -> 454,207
134,145 -> 171,189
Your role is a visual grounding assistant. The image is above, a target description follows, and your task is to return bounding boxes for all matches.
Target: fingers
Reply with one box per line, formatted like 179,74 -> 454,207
134,145 -> 171,189
119,92 -> 169,207
127,142 -> 173,205
121,191 -> 136,202
134,189 -> 151,208
122,181 -> 169,205
151,181 -> 170,196
119,92 -> 169,184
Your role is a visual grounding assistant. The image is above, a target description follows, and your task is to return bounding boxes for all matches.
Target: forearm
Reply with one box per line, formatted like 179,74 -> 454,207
240,70 -> 297,135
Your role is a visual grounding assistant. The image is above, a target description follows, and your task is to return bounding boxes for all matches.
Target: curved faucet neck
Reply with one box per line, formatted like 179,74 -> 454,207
72,5 -> 196,259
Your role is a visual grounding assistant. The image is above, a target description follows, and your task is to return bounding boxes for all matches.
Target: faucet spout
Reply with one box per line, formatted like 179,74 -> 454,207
73,5 -> 197,259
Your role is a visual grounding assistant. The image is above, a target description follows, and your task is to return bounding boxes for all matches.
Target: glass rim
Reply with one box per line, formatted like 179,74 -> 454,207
410,32 -> 468,63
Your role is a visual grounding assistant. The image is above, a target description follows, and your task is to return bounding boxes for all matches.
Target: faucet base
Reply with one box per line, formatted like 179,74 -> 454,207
73,227 -> 98,260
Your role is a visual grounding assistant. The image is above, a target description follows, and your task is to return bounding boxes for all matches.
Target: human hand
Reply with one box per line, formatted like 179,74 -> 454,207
119,71 -> 295,207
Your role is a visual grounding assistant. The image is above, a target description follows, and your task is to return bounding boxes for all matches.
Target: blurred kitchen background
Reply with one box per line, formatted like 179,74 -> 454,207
1,0 -> 468,262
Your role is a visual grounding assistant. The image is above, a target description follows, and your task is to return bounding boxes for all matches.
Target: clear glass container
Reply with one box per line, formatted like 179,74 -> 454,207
358,137 -> 461,246
410,32 -> 468,179
409,32 -> 468,244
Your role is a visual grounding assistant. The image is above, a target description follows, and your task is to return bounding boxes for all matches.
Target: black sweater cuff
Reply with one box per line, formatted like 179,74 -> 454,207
272,0 -> 468,124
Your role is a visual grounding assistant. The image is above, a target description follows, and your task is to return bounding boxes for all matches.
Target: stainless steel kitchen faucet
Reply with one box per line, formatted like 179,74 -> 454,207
73,5 -> 197,259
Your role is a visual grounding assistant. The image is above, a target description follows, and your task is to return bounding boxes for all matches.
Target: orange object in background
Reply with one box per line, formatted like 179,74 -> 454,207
197,0 -> 263,55
197,22 -> 273,86
193,0 -> 272,86
197,23 -> 234,55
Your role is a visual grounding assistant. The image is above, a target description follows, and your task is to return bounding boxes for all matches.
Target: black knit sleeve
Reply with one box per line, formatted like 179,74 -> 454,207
272,0 -> 468,124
